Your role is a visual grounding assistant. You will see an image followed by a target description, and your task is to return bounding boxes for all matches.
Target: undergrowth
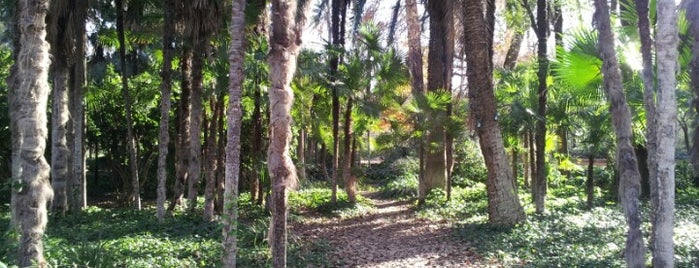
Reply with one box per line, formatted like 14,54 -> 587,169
289,187 -> 375,219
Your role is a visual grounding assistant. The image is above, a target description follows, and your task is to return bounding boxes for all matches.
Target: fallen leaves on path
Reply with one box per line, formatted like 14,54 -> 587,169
291,192 -> 484,267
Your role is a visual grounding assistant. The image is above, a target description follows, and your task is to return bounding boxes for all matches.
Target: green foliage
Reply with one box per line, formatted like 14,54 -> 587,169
451,138 -> 488,187
289,188 -> 374,219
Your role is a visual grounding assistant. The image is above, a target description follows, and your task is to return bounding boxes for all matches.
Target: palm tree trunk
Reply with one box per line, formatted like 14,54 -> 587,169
463,0 -> 526,226
533,0 -> 549,215
169,48 -> 193,212
116,0 -> 141,210
188,38 -> 206,213
586,154 -> 595,208
157,0 -> 176,221
343,98 -> 356,203
12,0 -> 53,265
297,128 -> 307,181
330,0 -> 345,203
204,97 -> 220,222
503,31 -> 523,70
405,0 -> 427,202
51,64 -> 71,215
71,0 -> 88,211
652,0 -> 679,264
252,77 -> 263,202
593,0 -> 645,265
268,0 -> 305,265
223,0 -> 246,266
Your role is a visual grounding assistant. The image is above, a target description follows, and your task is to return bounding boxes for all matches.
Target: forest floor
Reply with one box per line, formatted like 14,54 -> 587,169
291,191 -> 483,267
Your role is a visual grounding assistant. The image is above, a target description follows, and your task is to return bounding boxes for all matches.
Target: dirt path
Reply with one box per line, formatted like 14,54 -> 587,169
292,192 -> 482,267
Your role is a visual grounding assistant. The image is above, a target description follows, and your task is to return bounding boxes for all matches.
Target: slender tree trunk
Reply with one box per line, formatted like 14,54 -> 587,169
116,0 -> 141,210
71,0 -> 88,211
157,0 -> 176,221
405,0 -> 427,202
593,0 -> 645,265
251,78 -> 263,202
216,93 -> 226,213
51,65 -> 71,215
586,154 -> 595,209
268,0 -> 304,265
169,48 -> 193,212
523,133 -> 530,187
204,97 -> 220,222
12,0 -> 53,265
636,0 -> 658,204
423,0 -> 454,199
533,0 -> 549,214
652,0 -> 678,265
330,0 -> 345,203
223,0 -> 246,266
297,128 -> 307,181
463,0 -> 526,226
343,98 -> 356,203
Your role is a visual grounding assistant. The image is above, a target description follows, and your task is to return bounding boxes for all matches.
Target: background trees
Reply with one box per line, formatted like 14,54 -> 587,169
1,0 -> 696,266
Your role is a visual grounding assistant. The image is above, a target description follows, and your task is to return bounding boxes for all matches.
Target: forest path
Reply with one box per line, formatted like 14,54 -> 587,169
291,191 -> 482,267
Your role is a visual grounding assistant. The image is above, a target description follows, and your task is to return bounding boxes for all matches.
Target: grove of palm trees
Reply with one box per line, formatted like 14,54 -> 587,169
2,0 -> 699,267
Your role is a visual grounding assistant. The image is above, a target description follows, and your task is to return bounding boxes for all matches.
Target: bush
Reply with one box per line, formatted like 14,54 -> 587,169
452,138 -> 488,187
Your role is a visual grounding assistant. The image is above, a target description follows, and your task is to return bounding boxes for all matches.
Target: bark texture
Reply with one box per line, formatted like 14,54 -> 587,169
405,0 -> 427,200
70,0 -> 88,210
652,0 -> 678,265
12,0 -> 54,265
593,0 -> 645,265
169,48 -> 192,212
222,0 -> 245,266
50,63 -> 70,215
157,0 -> 176,221
463,0 -> 526,226
689,0 -> 699,187
533,0 -> 549,214
423,0 -> 454,198
343,98 -> 356,202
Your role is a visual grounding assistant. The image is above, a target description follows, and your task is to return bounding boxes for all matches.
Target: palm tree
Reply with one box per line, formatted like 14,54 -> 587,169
223,0 -> 246,265
422,0 -> 454,203
116,0 -> 142,210
689,0 -> 699,187
11,0 -> 54,265
463,0 -> 526,226
267,0 -> 307,265
157,0 -> 177,221
651,0 -> 679,264
593,0 -> 645,265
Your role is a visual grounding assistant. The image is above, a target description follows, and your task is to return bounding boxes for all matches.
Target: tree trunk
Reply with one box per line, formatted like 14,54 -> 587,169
586,154 -> 595,209
268,0 -> 304,265
652,0 -> 678,264
463,0 -> 526,226
223,0 -> 245,265
251,77 -> 263,202
523,133 -> 530,187
51,64 -> 71,216
689,0 -> 699,187
12,0 -> 53,265
405,0 -> 427,202
297,127 -> 307,181
204,97 -> 220,222
503,31 -> 523,70
593,0 -> 646,265
330,0 -> 346,204
169,48 -> 193,212
70,0 -> 88,211
157,0 -> 176,221
533,0 -> 549,215
187,38 -> 205,213
343,98 -> 356,203
423,0 -> 454,199
116,0 -> 141,210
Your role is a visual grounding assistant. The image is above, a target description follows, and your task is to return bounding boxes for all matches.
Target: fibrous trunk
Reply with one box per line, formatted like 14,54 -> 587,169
223,1 -> 245,266
593,0 -> 645,265
12,0 -> 53,265
169,48 -> 193,212
343,98 -> 356,203
533,0 -> 549,214
463,0 -> 526,226
157,0 -> 176,221
187,39 -> 205,213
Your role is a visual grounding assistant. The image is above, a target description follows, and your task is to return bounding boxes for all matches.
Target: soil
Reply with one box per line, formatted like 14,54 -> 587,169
291,192 -> 483,267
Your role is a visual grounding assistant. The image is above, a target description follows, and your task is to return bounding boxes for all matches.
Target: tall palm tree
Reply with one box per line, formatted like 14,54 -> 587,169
157,0 -> 177,221
463,0 -> 526,226
689,0 -> 699,187
422,0 -> 454,203
223,0 -> 246,265
11,0 -> 54,265
116,0 -> 142,210
593,0 -> 645,265
267,0 -> 307,264
652,0 -> 679,264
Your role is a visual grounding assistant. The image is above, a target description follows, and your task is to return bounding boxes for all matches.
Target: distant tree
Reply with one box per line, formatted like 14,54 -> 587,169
11,0 -> 54,265
593,0 -> 645,265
